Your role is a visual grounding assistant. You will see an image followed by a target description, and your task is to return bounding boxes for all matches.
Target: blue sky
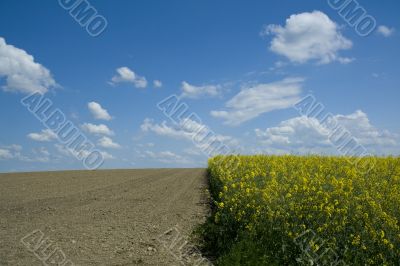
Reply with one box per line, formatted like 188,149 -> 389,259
0,0 -> 399,172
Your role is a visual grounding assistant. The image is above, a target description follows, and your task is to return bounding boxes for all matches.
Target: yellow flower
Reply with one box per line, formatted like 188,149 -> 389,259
207,155 -> 400,264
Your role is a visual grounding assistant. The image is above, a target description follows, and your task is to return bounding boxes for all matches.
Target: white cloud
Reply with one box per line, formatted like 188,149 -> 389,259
0,144 -> 50,162
337,57 -> 355,64
54,144 -> 71,157
0,148 -> 13,159
269,60 -> 288,71
262,11 -> 352,64
29,147 -> 51,162
211,77 -> 303,126
153,80 -> 162,88
100,151 -> 116,160
81,123 -> 114,136
27,129 -> 57,142
0,37 -> 57,94
255,110 -> 399,155
255,116 -> 331,148
333,110 -> 397,147
141,118 -> 236,144
141,118 -> 192,140
180,81 -> 222,99
98,136 -> 121,149
110,66 -> 147,88
141,118 -> 238,153
377,25 -> 395,37
3,144 -> 22,151
88,102 -> 112,121
33,147 -> 50,157
100,151 -> 115,160
142,150 -> 192,164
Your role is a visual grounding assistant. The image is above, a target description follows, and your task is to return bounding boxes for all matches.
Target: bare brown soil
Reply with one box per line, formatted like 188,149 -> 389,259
0,168 -> 209,265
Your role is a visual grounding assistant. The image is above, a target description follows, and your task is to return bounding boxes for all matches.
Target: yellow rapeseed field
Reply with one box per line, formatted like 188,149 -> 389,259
206,155 -> 400,265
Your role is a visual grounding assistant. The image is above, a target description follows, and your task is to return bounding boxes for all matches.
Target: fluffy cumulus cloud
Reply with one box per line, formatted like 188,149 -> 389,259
333,110 -> 397,147
262,11 -> 353,64
255,110 -> 399,155
0,37 -> 57,94
81,123 -> 114,136
211,77 -> 303,126
98,136 -> 121,149
377,25 -> 395,37
88,101 -> 112,120
27,129 -> 58,142
180,81 -> 223,99
255,116 -> 331,150
110,67 -> 147,88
